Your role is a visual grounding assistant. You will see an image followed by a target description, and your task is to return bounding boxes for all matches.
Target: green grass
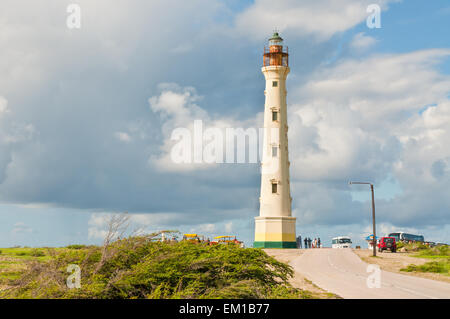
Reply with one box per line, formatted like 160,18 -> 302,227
397,244 -> 450,275
0,263 -> 22,270
0,247 -> 59,286
0,247 -> 64,262
0,271 -> 23,280
393,243 -> 450,276
0,260 -> 21,265
401,260 -> 450,275
413,245 -> 449,259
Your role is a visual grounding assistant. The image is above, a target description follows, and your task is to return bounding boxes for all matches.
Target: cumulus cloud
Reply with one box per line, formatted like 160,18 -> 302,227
349,32 -> 377,52
0,96 -> 36,184
287,49 -> 450,229
149,83 -> 262,172
114,132 -> 132,143
0,0 -> 245,213
225,222 -> 233,233
193,223 -> 216,234
0,97 -> 9,116
235,0 -> 395,41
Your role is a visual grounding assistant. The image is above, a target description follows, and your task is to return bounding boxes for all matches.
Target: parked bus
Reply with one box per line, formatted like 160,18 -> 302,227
388,232 -> 424,243
332,236 -> 352,249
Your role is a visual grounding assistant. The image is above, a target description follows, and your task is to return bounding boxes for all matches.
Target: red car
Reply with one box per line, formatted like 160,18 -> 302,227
378,237 -> 397,253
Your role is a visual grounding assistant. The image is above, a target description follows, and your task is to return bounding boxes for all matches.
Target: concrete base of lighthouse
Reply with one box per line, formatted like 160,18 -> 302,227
253,216 -> 297,248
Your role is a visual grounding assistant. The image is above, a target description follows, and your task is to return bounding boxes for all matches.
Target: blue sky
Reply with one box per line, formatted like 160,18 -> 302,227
0,0 -> 449,249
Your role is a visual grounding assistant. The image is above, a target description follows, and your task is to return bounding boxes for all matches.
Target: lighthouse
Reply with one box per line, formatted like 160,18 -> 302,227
254,32 -> 296,248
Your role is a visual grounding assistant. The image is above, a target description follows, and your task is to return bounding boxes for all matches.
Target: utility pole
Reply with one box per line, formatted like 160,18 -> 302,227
349,181 -> 377,257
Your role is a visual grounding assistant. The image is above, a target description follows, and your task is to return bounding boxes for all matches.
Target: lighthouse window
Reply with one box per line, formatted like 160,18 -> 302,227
272,146 -> 278,157
272,111 -> 278,121
272,81 -> 278,87
272,182 -> 278,193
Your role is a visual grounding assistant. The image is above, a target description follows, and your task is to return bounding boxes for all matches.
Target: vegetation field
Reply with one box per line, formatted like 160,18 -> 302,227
0,237 -> 314,299
0,247 -> 83,285
399,243 -> 450,276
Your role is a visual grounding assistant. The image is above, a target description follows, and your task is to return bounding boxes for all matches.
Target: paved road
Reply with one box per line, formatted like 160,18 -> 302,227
290,248 -> 450,299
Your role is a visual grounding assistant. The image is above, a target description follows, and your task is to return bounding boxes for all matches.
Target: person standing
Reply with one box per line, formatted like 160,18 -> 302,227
318,237 -> 321,248
304,237 -> 308,249
308,237 -> 312,249
297,235 -> 302,249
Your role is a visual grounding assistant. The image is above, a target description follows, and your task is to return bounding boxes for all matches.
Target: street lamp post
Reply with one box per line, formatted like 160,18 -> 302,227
349,181 -> 377,257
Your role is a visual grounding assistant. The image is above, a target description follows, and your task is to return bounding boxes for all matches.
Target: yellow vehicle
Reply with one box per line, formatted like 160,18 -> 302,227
182,234 -> 201,243
212,235 -> 243,246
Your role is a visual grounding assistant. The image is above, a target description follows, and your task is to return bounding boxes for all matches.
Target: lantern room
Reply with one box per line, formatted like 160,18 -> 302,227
263,32 -> 289,67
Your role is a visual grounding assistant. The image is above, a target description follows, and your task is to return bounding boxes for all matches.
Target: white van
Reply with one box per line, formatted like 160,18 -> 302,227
332,236 -> 352,248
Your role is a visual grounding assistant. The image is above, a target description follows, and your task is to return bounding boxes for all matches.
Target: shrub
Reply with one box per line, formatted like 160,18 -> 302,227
66,245 -> 87,250
29,249 -> 45,257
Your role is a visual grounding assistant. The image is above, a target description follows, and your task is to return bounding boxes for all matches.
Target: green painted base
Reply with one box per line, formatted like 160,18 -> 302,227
253,241 -> 297,248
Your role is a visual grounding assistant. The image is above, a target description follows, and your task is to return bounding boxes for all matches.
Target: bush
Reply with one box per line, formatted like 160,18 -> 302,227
66,245 -> 87,250
2,237 -> 305,299
29,249 -> 45,257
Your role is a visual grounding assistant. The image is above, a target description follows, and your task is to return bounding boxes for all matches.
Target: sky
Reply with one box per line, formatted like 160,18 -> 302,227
0,0 -> 449,248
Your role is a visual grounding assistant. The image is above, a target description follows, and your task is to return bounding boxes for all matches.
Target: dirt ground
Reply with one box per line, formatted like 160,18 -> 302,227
264,249 -> 341,298
352,249 -> 450,284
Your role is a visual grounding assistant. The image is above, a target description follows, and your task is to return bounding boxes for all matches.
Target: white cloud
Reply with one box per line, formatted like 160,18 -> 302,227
148,83 -> 262,172
0,97 -> 9,116
289,49 -> 450,180
288,49 -> 450,228
192,223 -> 216,233
225,221 -> 233,233
2,123 -> 35,144
350,32 -> 377,52
170,43 -> 194,54
235,0 -> 395,41
88,227 -> 108,240
114,131 -> 132,143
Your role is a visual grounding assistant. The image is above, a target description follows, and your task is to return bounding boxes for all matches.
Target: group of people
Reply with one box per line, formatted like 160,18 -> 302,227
296,236 -> 321,249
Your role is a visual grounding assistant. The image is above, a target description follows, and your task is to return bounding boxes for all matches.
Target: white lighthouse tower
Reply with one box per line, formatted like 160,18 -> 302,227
254,32 -> 296,248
